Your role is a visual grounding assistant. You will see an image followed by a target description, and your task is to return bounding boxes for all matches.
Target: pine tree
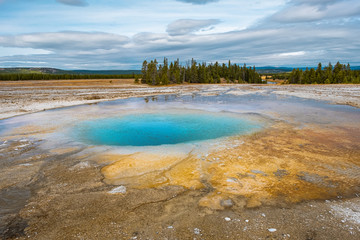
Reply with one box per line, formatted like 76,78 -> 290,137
141,60 -> 147,84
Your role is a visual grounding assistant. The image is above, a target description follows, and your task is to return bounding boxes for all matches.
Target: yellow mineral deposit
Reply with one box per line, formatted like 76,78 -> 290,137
100,122 -> 360,210
101,152 -> 203,189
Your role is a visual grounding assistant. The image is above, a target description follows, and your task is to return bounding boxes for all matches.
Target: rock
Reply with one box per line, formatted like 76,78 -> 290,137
221,199 -> 234,208
19,163 -> 33,166
70,161 -> 91,170
194,228 -> 201,235
108,186 -> 127,194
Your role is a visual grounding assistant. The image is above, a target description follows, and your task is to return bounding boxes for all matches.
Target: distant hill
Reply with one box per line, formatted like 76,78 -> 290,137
256,66 -> 360,74
72,70 -> 141,75
0,67 -> 70,74
256,67 -> 294,74
0,68 -> 141,75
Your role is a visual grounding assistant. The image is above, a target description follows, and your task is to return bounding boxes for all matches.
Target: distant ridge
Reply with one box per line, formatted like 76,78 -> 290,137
256,66 -> 360,74
0,68 -> 141,75
255,67 -> 294,74
0,67 -> 69,74
72,70 -> 141,75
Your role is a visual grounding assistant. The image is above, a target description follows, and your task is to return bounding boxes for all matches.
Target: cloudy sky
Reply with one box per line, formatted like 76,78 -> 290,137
0,0 -> 359,69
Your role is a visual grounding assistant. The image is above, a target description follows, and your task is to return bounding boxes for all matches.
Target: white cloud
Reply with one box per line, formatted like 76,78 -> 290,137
278,51 -> 306,57
1,22 -> 359,69
166,19 -> 220,36
0,32 -> 129,51
270,0 -> 360,23
0,47 -> 51,57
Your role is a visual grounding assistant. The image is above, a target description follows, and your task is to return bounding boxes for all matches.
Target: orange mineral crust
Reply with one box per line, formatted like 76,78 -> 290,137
100,123 -> 360,210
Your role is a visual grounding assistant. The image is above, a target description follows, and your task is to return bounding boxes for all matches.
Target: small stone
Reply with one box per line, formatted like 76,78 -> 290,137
224,217 -> 231,222
268,228 -> 277,232
194,228 -> 201,235
261,213 -> 266,217
20,163 -> 33,166
108,186 -> 126,194
226,178 -> 238,183
245,219 -> 249,223
221,199 -> 234,208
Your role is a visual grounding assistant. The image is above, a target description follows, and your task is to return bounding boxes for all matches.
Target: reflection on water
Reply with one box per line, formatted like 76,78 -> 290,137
0,90 -> 359,137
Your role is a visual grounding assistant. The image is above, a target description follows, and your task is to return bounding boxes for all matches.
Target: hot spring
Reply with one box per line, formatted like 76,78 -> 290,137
1,87 -> 360,240
73,112 -> 262,146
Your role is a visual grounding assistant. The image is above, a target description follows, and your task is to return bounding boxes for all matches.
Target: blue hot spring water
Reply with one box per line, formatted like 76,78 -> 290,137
74,113 -> 262,146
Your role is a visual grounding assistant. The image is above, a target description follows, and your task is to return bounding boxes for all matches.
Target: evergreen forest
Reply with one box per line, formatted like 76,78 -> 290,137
272,62 -> 360,84
139,58 -> 262,85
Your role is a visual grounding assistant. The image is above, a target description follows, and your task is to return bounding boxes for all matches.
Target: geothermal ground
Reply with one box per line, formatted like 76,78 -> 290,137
0,80 -> 359,120
0,80 -> 359,240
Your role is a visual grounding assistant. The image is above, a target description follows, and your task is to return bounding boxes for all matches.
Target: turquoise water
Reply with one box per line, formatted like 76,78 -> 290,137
74,113 -> 261,146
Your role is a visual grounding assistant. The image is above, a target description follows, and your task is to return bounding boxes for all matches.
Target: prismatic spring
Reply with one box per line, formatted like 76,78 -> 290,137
0,86 -> 359,239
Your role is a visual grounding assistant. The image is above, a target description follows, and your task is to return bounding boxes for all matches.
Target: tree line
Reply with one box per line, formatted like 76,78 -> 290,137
1,60 -> 358,84
280,62 -> 360,84
139,58 -> 263,85
0,73 -> 139,81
